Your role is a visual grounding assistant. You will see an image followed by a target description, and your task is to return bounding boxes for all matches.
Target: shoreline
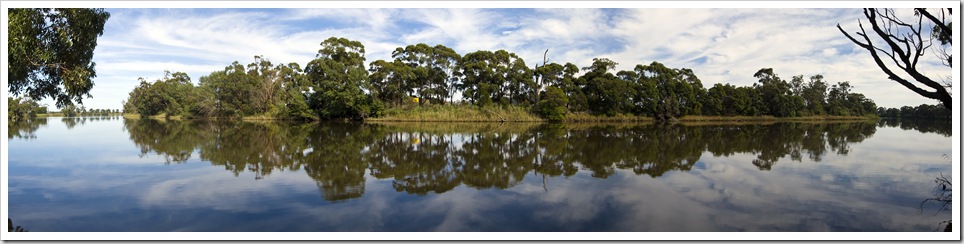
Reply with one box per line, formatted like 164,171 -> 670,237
86,109 -> 880,123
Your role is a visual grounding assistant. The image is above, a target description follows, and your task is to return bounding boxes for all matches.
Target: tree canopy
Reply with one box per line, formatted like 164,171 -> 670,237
8,8 -> 110,108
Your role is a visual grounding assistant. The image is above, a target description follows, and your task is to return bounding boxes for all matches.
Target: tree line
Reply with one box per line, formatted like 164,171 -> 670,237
8,96 -> 121,122
59,105 -> 120,117
876,103 -> 951,119
123,37 -> 880,121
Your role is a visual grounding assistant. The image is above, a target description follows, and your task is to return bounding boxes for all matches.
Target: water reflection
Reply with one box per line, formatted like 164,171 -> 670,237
7,117 -> 122,139
123,119 -> 883,201
62,116 -> 121,130
8,118 -> 47,140
877,118 -> 952,137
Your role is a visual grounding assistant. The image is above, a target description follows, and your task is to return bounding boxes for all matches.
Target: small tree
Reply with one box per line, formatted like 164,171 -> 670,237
535,86 -> 569,121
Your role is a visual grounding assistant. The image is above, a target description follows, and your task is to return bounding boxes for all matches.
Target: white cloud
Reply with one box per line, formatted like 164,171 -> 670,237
822,48 -> 839,56
400,9 -> 508,52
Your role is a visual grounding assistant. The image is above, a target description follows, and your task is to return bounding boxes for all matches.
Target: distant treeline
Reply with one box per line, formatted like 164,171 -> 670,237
8,97 -> 120,122
876,104 -> 950,119
59,105 -> 121,117
122,36 -> 879,121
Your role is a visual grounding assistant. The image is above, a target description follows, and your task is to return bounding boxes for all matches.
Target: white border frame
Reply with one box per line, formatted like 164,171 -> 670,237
1,1 -> 959,241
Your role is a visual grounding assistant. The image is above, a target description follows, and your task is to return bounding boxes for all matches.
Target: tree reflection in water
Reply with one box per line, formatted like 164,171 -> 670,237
8,118 -> 47,140
877,118 -> 951,137
123,119 -> 890,202
8,116 -> 123,140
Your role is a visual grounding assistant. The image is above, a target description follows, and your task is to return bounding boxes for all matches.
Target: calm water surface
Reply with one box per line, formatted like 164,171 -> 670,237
6,117 -> 953,231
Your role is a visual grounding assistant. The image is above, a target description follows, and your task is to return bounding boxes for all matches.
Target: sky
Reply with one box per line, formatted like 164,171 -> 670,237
3,2 -> 956,110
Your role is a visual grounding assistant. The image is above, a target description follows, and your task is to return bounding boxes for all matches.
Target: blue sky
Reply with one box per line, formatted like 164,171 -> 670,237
4,3 -> 956,110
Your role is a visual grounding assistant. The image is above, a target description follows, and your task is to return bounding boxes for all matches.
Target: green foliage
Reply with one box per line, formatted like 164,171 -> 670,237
753,68 -> 803,117
277,63 -> 315,120
800,75 -> 829,115
391,43 -> 461,105
580,58 -> 634,116
455,50 -> 535,107
877,103 -> 950,119
125,57 -> 317,120
8,8 -> 110,108
61,104 -> 79,117
125,71 -> 195,118
368,59 -> 415,105
199,62 -> 256,117
618,61 -> 705,120
7,97 -> 47,122
823,81 -> 877,116
535,86 -> 569,121
305,37 -> 381,120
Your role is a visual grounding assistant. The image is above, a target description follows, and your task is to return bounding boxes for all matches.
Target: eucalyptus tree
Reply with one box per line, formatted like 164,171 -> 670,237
506,57 -> 537,106
197,62 -> 255,117
8,8 -> 110,108
391,43 -> 461,105
456,50 -> 534,107
535,63 -> 565,88
618,61 -> 705,119
616,67 -> 654,115
124,71 -> 194,118
753,68 -> 804,117
799,74 -> 829,115
277,62 -> 314,120
245,55 -> 284,115
578,58 -> 633,116
702,83 -> 728,116
305,37 -> 382,119
368,59 -> 415,105
826,81 -> 852,115
559,62 -> 587,111
534,86 -> 569,121
675,68 -> 706,115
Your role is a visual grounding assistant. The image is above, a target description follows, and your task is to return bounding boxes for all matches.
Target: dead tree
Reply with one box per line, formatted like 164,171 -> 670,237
837,8 -> 952,110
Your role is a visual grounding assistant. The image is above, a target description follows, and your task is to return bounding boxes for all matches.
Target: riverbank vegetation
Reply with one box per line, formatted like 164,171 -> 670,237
7,97 -> 47,122
121,37 -> 881,122
876,103 -> 951,119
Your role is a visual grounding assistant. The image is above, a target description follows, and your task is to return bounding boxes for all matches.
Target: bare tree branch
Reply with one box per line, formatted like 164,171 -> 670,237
917,8 -> 952,36
838,8 -> 952,110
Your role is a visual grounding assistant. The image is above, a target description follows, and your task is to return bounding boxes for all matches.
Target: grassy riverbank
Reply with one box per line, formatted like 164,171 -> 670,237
368,104 -> 879,123
369,104 -> 543,122
35,113 -> 64,117
677,114 -> 879,122
35,112 -> 123,118
118,105 -> 879,123
122,113 -> 295,121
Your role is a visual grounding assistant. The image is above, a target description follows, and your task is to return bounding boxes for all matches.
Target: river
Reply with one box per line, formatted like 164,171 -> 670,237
6,117 -> 952,231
